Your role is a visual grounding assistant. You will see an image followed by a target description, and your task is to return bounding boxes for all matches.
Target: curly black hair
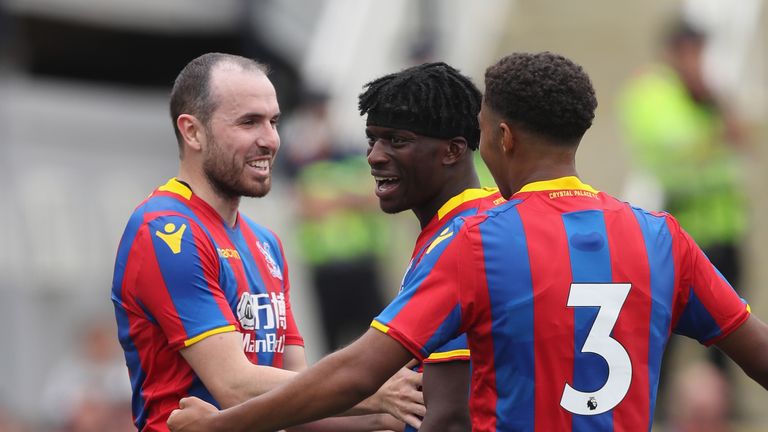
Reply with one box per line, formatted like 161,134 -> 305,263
358,62 -> 482,150
484,52 -> 597,143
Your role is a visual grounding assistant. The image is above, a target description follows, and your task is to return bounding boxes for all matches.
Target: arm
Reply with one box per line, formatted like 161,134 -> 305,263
715,314 -> 768,389
183,330 -> 420,430
283,345 -> 409,432
419,361 -> 470,432
180,332 -> 296,408
168,329 -> 414,432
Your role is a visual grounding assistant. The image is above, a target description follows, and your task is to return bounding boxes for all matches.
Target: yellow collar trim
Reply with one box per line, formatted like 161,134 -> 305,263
157,177 -> 193,200
517,176 -> 598,194
437,187 -> 498,220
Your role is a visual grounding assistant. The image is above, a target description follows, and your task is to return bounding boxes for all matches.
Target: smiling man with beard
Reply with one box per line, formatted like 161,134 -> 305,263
111,53 -> 423,432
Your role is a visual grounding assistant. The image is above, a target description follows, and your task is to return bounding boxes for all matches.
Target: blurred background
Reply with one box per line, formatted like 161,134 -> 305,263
0,0 -> 765,430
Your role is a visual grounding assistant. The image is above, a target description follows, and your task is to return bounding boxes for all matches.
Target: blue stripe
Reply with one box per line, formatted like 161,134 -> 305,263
375,217 -> 468,333
231,221 -> 276,366
562,210 -> 613,431
112,200 -> 149,304
149,215 -> 231,337
111,200 -> 153,428
188,375 -> 220,409
113,302 -> 147,430
631,208 -> 674,428
422,304 -> 464,355
674,289 -> 722,342
479,206 -> 535,430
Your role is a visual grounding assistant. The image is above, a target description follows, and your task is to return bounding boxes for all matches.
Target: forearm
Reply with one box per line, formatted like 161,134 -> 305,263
419,360 -> 470,432
717,314 -> 768,390
217,365 -> 297,408
211,330 -> 412,432
216,349 -> 383,431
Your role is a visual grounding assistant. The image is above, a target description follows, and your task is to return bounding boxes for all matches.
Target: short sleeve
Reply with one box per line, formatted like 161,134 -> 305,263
672,224 -> 750,346
372,220 -> 466,361
423,333 -> 470,364
130,215 -> 237,350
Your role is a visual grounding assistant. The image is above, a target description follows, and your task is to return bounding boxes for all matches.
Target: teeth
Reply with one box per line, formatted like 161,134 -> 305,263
248,160 -> 269,169
374,176 -> 397,182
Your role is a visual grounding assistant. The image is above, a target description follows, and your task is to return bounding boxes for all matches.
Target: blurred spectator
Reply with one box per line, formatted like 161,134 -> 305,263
40,317 -> 132,431
281,91 -> 389,352
618,18 -> 748,370
277,90 -> 335,180
665,361 -> 732,432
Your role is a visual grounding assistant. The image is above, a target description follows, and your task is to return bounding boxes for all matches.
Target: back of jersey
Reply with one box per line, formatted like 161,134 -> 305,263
466,178 -> 748,431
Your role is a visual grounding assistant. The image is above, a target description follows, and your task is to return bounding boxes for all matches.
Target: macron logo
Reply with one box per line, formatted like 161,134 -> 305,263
155,223 -> 187,254
426,228 -> 453,254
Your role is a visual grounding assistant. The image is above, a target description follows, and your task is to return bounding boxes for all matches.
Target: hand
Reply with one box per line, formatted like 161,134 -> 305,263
167,397 -> 220,432
375,366 -> 425,430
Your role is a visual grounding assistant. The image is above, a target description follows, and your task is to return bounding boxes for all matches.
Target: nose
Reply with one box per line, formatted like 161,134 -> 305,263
366,139 -> 388,167
258,123 -> 280,153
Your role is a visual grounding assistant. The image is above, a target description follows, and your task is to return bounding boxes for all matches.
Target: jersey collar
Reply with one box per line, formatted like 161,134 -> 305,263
437,187 -> 499,220
157,177 -> 193,200
517,176 -> 598,194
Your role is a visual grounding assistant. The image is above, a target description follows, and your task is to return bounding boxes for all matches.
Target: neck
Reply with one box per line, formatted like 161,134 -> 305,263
509,150 -> 577,195
178,165 -> 240,227
413,169 -> 480,229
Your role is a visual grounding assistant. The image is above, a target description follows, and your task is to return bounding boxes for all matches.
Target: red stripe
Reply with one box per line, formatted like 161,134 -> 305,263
520,204 -> 574,430
462,224 -> 498,432
389,235 -> 463,354
122,224 -> 195,429
606,205 -> 651,430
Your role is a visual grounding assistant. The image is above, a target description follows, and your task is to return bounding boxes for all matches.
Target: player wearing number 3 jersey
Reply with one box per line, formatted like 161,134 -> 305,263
166,52 -> 768,432
375,175 -> 748,430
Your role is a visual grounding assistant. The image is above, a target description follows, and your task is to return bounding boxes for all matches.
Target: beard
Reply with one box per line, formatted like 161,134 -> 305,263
202,135 -> 272,200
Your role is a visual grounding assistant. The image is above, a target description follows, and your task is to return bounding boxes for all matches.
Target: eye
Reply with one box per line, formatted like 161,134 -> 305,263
366,134 -> 376,146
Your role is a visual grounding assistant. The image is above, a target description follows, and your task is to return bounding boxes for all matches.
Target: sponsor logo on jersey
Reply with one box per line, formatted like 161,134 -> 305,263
237,292 -> 287,353
217,248 -> 241,260
256,241 -> 283,280
155,223 -> 187,254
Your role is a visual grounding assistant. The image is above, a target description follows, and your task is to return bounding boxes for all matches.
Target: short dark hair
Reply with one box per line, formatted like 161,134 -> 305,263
358,62 -> 483,150
483,52 -> 597,143
169,53 -> 268,151
664,19 -> 706,49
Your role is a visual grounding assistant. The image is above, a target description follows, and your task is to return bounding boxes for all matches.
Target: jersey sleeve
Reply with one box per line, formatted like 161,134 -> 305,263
130,215 -> 237,350
671,219 -> 750,346
274,234 -> 304,347
372,221 -> 467,361
423,333 -> 470,364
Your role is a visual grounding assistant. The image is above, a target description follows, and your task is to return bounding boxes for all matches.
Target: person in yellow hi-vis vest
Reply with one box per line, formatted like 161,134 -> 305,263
619,19 -> 748,376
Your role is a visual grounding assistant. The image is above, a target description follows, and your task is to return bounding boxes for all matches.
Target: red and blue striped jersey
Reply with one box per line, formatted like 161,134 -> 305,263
406,187 -> 504,366
372,176 -> 750,432
111,178 -> 303,431
402,188 -> 504,432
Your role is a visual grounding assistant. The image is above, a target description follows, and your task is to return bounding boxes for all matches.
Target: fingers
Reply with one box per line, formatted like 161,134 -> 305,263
404,400 -> 426,418
167,408 -> 183,431
401,414 -> 422,430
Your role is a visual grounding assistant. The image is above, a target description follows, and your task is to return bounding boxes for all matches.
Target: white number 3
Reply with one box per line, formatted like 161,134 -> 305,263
560,283 -> 632,415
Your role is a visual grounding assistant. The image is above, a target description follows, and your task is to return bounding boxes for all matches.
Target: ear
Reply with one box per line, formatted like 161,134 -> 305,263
443,137 -> 469,166
177,114 -> 206,153
499,121 -> 515,154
